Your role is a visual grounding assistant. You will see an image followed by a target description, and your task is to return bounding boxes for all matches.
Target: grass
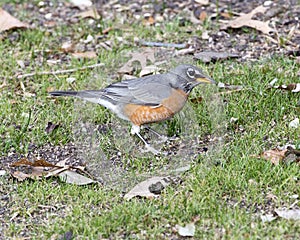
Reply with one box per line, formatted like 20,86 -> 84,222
0,2 -> 300,239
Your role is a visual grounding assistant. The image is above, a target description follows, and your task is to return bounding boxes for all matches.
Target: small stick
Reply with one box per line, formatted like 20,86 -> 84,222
139,40 -> 187,49
15,63 -> 105,79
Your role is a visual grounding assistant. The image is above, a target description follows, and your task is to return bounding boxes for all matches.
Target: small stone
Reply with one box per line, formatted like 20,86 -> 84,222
45,13 -> 52,20
38,1 -> 45,7
264,1 -> 273,7
83,34 -> 94,43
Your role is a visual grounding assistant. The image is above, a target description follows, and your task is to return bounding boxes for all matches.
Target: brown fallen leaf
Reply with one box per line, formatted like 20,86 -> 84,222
71,51 -> 97,59
12,171 -> 32,181
74,8 -> 100,19
118,49 -> 155,74
222,5 -> 274,34
11,158 -> 57,168
11,158 -> 95,185
0,8 -> 29,33
259,149 -> 287,165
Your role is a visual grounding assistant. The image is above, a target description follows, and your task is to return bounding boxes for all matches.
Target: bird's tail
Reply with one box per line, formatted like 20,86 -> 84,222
49,90 -> 108,105
49,91 -> 79,97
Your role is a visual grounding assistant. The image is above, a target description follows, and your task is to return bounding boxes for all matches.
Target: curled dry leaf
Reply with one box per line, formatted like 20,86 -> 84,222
259,149 -> 287,165
222,5 -> 274,34
0,8 -> 29,33
124,176 -> 172,200
10,158 -> 95,185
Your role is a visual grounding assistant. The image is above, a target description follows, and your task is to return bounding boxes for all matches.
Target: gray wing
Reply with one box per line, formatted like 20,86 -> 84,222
102,73 -> 173,106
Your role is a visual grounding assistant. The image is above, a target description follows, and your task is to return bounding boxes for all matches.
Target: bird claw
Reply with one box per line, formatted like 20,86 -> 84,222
141,144 -> 160,155
141,144 -> 169,156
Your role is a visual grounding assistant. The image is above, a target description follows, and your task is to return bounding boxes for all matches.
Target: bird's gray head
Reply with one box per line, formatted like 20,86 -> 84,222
168,64 -> 216,93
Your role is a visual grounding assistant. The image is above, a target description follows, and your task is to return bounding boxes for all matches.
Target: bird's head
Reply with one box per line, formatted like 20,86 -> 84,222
169,64 -> 216,93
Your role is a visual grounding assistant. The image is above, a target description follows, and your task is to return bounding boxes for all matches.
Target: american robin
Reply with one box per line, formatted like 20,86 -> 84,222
50,64 -> 215,154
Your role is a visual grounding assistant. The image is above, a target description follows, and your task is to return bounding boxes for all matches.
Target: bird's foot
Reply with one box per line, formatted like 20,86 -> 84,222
141,144 -> 160,155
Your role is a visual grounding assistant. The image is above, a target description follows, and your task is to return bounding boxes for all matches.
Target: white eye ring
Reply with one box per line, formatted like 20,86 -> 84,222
187,68 -> 195,78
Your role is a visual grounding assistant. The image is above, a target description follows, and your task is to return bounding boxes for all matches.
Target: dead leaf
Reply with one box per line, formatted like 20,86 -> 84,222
11,158 -> 57,168
75,9 -> 100,19
0,8 -> 29,33
259,149 -> 287,165
11,158 -> 94,185
118,49 -> 155,74
275,209 -> 300,220
222,5 -> 274,34
176,223 -> 196,237
57,170 -> 95,185
194,51 -> 239,63
124,176 -> 171,200
71,51 -> 97,59
139,65 -> 160,77
12,171 -> 31,181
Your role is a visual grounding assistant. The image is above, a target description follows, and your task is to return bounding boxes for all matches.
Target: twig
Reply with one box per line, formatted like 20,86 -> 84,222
139,40 -> 187,49
14,63 -> 105,79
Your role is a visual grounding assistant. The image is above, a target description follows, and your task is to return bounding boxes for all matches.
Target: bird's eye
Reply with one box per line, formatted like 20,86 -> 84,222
187,68 -> 195,78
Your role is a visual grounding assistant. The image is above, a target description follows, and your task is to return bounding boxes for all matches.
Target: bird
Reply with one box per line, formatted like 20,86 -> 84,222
49,64 -> 216,154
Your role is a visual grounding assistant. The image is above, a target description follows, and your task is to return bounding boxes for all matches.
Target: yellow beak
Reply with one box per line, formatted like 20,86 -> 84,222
196,76 -> 216,84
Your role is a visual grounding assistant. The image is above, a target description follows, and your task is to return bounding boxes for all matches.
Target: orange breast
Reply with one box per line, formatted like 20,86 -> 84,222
123,89 -> 188,126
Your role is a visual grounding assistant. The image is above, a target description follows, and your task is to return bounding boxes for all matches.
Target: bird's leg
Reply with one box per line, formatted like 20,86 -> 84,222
130,125 -> 160,155
143,126 -> 169,143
